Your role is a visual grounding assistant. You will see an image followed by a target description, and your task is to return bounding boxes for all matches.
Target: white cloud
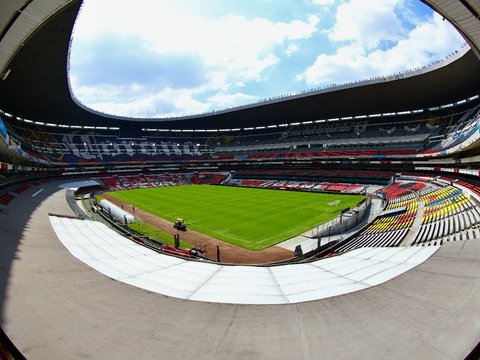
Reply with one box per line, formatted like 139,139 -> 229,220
77,85 -> 212,118
73,78 -> 259,118
298,7 -> 466,86
140,14 -> 319,89
74,3 -> 318,81
72,0 -> 320,117
149,87 -> 212,117
329,0 -> 403,49
311,0 -> 336,6
71,0 -> 466,118
207,92 -> 258,108
284,43 -> 300,56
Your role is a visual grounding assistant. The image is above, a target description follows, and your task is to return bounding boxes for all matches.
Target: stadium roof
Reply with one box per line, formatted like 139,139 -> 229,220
422,0 -> 480,58
0,0 -> 479,130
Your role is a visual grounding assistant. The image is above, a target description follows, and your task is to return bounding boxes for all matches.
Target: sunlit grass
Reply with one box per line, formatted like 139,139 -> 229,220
106,185 -> 365,250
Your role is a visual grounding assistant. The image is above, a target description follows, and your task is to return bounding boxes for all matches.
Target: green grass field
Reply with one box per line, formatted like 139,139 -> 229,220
105,185 -> 365,251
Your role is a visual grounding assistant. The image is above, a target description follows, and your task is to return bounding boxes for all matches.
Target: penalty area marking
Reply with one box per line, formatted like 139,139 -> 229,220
32,188 -> 43,197
328,200 -> 340,206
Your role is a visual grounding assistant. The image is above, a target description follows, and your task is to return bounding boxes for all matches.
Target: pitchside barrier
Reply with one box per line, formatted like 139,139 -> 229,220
312,198 -> 371,239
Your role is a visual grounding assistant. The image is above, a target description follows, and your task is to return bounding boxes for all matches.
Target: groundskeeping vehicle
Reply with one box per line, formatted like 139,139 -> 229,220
173,218 -> 187,231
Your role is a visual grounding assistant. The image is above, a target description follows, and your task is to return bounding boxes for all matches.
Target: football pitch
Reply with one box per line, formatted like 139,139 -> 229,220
106,185 -> 365,251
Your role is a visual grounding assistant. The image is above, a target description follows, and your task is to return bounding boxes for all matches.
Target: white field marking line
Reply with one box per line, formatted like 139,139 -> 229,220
32,188 -> 43,197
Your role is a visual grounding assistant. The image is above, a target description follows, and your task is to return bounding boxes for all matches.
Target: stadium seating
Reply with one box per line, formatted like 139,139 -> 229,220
329,175 -> 480,252
97,173 -> 232,191
189,173 -> 229,185
412,186 -> 480,246
98,173 -> 192,191
425,105 -> 480,152
1,100 -> 479,165
0,193 -> 15,206
336,195 -> 418,252
12,184 -> 31,194
374,181 -> 426,199
227,178 -> 367,194
457,181 -> 480,197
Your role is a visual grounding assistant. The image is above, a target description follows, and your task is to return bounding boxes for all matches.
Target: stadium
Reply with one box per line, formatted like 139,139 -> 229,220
1,0 -> 480,359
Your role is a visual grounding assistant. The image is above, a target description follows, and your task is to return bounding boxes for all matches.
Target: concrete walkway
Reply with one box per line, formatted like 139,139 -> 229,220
400,194 -> 425,246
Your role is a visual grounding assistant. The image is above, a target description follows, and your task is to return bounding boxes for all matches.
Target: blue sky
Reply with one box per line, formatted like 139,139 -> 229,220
69,0 -> 467,118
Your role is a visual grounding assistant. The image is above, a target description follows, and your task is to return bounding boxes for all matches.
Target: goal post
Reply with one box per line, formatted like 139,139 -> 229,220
328,200 -> 340,206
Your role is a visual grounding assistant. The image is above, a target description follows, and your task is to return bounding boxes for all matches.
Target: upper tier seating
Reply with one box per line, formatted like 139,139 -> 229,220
425,105 -> 480,152
213,106 -> 470,157
1,100 -> 478,164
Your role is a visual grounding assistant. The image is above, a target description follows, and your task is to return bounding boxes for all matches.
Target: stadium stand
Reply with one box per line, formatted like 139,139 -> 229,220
1,99 -> 479,165
12,185 -> 30,194
226,177 -> 368,194
0,193 -> 14,206
374,181 -> 426,199
335,195 -> 418,252
413,186 -> 480,246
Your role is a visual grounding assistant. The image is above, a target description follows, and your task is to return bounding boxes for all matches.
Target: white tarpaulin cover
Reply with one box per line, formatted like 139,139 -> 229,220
50,216 -> 438,305
98,199 -> 135,224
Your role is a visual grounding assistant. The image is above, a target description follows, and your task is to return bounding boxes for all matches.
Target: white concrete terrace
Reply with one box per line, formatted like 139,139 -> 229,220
50,216 -> 438,305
